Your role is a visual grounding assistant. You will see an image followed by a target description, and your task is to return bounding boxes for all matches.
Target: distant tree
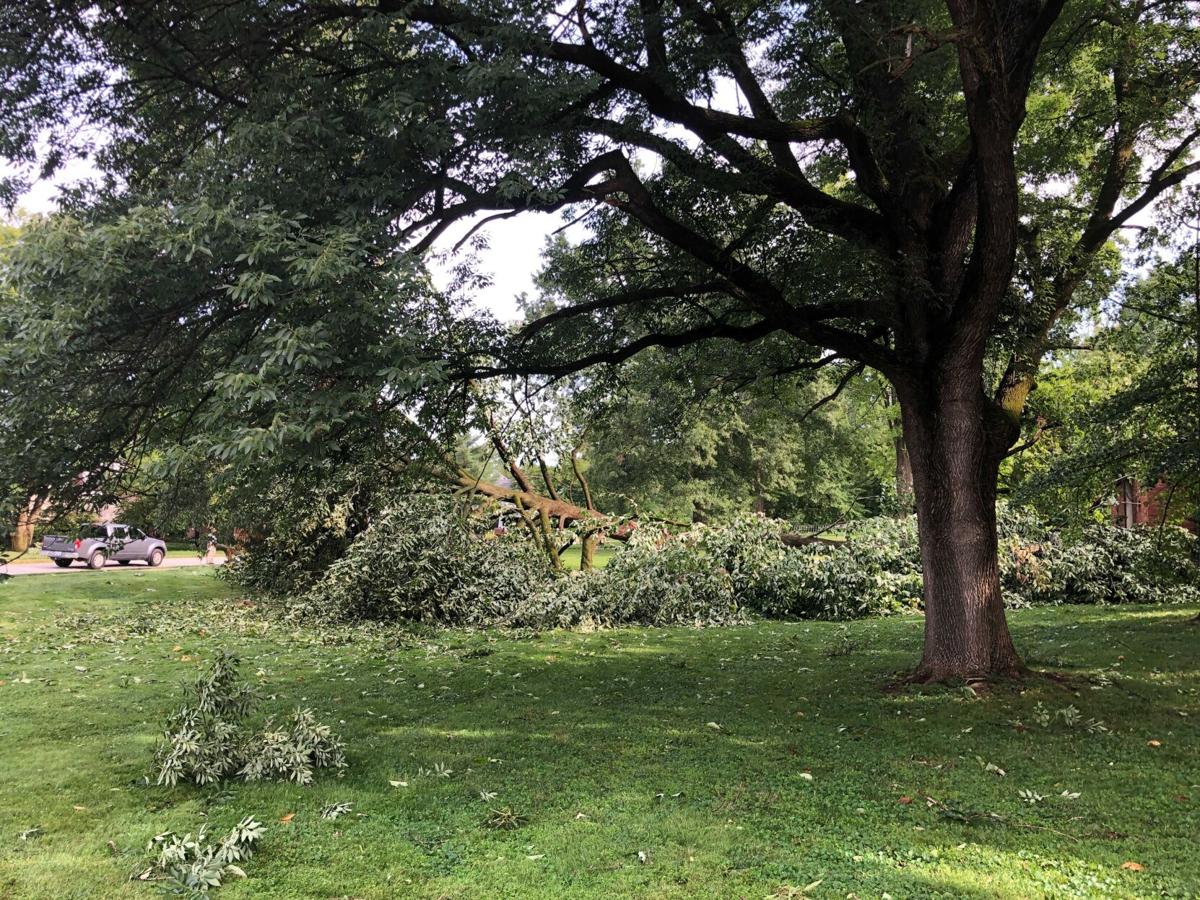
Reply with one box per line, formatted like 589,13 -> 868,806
0,221 -> 40,553
1011,240 -> 1200,529
572,347 -> 894,525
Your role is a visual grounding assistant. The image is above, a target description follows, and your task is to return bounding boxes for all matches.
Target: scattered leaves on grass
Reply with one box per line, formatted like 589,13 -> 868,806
1121,861 -> 1145,872
279,812 -> 295,824
925,795 -> 1080,840
416,762 -> 453,779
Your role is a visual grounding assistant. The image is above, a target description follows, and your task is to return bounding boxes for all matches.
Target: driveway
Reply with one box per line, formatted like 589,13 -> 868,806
2,556 -> 225,576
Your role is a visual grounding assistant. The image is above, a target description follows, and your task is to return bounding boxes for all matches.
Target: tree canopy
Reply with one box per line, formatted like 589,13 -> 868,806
572,347 -> 897,525
2,0 -> 1198,678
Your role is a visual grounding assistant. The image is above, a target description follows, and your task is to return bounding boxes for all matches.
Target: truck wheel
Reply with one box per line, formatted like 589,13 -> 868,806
148,548 -> 165,567
87,550 -> 106,570
53,559 -> 73,568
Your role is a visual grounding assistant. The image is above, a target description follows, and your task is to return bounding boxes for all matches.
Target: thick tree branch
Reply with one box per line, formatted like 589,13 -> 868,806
517,280 -> 732,341
483,318 -> 780,378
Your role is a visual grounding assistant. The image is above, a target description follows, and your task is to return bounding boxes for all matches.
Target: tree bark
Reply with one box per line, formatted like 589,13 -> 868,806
10,517 -> 34,553
9,494 -> 46,553
1192,198 -> 1199,560
580,532 -> 598,570
899,382 -> 1025,682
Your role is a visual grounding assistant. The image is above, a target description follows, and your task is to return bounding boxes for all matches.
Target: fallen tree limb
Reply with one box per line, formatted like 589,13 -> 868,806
781,532 -> 844,547
452,466 -> 845,550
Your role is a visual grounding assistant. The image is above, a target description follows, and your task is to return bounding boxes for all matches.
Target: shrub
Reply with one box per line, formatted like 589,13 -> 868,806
155,652 -> 345,787
734,506 -> 1199,619
689,514 -> 788,602
230,494 -> 1200,631
155,651 -> 259,787
216,490 -> 357,600
285,497 -> 745,629
215,463 -> 405,600
239,709 -> 347,785
996,504 -> 1059,607
1041,524 -> 1200,606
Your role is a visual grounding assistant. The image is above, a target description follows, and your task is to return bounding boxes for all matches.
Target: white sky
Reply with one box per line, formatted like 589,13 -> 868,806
428,212 -> 569,321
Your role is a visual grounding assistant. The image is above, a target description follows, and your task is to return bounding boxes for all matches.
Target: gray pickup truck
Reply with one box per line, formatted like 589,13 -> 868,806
40,523 -> 167,569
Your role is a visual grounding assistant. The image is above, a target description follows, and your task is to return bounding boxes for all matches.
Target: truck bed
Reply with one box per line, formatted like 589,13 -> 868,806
40,535 -> 79,558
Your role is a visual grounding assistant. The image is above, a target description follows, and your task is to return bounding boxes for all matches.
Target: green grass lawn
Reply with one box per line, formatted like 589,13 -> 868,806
3,549 -> 226,566
557,542 -> 619,570
0,569 -> 1197,898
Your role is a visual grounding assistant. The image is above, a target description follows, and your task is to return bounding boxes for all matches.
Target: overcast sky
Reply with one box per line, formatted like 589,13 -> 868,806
428,211 -> 569,321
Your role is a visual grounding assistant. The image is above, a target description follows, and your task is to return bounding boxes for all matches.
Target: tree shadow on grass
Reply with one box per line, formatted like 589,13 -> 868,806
263,615 -> 1198,897
9,596 -> 1195,898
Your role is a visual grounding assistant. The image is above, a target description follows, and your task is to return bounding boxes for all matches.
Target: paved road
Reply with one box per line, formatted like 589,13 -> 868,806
3,556 -> 225,576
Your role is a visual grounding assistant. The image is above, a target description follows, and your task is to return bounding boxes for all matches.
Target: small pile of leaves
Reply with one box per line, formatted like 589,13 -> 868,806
141,816 -> 264,893
155,651 -> 345,787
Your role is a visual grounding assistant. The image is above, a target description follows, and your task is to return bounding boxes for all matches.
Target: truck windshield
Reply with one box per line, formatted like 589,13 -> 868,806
77,525 -> 108,539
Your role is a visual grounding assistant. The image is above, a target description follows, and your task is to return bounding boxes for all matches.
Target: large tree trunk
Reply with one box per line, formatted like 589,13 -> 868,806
900,383 -> 1025,682
9,520 -> 34,553
9,495 -> 46,553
